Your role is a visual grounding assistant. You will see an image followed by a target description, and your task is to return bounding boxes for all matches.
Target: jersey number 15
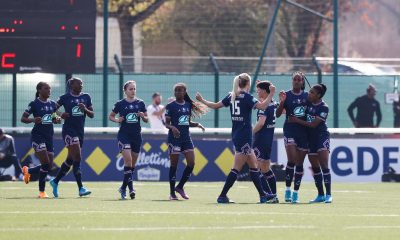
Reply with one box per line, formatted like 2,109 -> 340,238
232,100 -> 240,115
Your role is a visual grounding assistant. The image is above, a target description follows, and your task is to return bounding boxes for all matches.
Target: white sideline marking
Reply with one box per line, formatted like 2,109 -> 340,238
0,225 -> 315,232
344,226 -> 400,230
0,211 -> 398,218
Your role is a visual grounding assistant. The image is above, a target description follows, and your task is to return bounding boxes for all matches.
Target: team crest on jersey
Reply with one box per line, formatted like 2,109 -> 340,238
178,115 -> 189,125
293,106 -> 306,117
72,106 -> 84,116
126,113 -> 138,123
41,114 -> 53,124
307,114 -> 315,122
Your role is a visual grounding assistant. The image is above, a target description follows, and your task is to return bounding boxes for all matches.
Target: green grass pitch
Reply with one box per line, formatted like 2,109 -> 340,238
1,181 -> 399,240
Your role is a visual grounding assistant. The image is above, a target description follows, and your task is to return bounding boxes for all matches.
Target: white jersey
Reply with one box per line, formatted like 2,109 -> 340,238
146,104 -> 166,130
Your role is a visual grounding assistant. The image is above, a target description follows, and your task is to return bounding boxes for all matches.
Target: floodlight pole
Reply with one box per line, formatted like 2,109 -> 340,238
103,0 -> 109,127
251,0 -> 282,94
333,0 -> 339,127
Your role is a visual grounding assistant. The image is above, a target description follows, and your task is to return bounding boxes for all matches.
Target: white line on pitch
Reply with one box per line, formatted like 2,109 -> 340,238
0,211 -> 398,217
344,226 -> 400,230
0,225 -> 315,232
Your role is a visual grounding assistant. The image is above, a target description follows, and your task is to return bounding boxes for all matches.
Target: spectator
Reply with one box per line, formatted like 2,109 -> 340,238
347,84 -> 381,128
0,128 -> 22,181
393,96 -> 400,127
147,92 -> 166,130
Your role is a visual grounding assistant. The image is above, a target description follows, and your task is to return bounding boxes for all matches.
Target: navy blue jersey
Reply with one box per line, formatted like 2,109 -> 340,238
112,98 -> 147,136
283,90 -> 308,122
24,98 -> 57,137
221,91 -> 258,140
254,101 -> 278,139
57,92 -> 92,132
165,101 -> 192,140
306,100 -> 329,134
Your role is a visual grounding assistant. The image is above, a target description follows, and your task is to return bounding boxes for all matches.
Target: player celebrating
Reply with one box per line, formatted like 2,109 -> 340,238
289,84 -> 332,203
253,80 -> 279,203
50,77 -> 94,198
165,83 -> 206,200
196,73 -> 276,203
109,81 -> 148,200
276,71 -> 309,203
21,82 -> 61,198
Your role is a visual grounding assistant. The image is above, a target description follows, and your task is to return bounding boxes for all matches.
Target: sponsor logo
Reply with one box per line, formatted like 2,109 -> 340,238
72,106 -> 84,116
178,115 -> 189,125
137,166 -> 161,181
293,106 -> 305,117
126,113 -> 138,123
41,114 -> 53,124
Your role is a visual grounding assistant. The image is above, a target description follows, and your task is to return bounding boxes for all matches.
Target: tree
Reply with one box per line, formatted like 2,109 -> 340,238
97,0 -> 167,72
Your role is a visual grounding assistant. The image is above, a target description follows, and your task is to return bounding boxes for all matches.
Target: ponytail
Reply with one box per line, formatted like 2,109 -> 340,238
231,73 -> 251,103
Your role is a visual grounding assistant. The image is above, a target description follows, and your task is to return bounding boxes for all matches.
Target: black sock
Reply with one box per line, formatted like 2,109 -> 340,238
259,173 -> 272,194
250,168 -> 266,196
293,165 -> 304,191
220,169 -> 239,197
169,166 -> 177,195
264,170 -> 277,194
121,166 -> 132,191
312,167 -> 324,196
128,167 -> 135,192
322,168 -> 331,195
54,158 -> 73,184
176,166 -> 194,189
285,162 -> 295,188
73,161 -> 83,189
39,164 -> 49,192
28,165 -> 41,175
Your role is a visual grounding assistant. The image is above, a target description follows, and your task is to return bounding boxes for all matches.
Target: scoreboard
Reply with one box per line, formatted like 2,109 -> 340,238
0,0 -> 96,73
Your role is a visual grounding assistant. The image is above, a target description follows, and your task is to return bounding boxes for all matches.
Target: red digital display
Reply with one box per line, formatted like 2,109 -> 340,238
0,0 -> 95,73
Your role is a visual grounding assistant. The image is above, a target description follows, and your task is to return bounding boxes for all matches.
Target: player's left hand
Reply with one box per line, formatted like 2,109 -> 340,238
198,123 -> 205,132
138,112 -> 145,118
288,115 -> 299,123
78,103 -> 87,112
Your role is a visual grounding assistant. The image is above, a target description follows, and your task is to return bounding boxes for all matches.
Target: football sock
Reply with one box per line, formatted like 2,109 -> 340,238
264,170 -> 277,194
322,168 -> 331,195
220,169 -> 239,197
250,168 -> 266,196
169,166 -> 177,195
72,161 -> 83,189
54,158 -> 73,184
38,163 -> 49,192
293,165 -> 304,191
176,166 -> 194,189
285,162 -> 295,187
312,167 -> 324,195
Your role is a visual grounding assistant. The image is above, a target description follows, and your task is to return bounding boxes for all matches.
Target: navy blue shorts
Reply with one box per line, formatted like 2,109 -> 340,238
167,137 -> 194,155
31,133 -> 53,153
62,127 -> 84,148
118,133 -> 142,153
253,130 -> 274,161
232,137 -> 253,155
308,131 -> 330,155
283,123 -> 308,151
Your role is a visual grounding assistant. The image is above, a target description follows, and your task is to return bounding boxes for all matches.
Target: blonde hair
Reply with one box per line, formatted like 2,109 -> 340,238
231,73 -> 251,103
173,83 -> 208,118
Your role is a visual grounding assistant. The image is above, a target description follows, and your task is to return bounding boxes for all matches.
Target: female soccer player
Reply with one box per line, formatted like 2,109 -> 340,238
276,71 -> 309,203
21,82 -> 61,198
289,84 -> 332,203
253,80 -> 279,203
165,83 -> 206,200
196,73 -> 276,203
109,81 -> 148,200
50,77 -> 94,198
